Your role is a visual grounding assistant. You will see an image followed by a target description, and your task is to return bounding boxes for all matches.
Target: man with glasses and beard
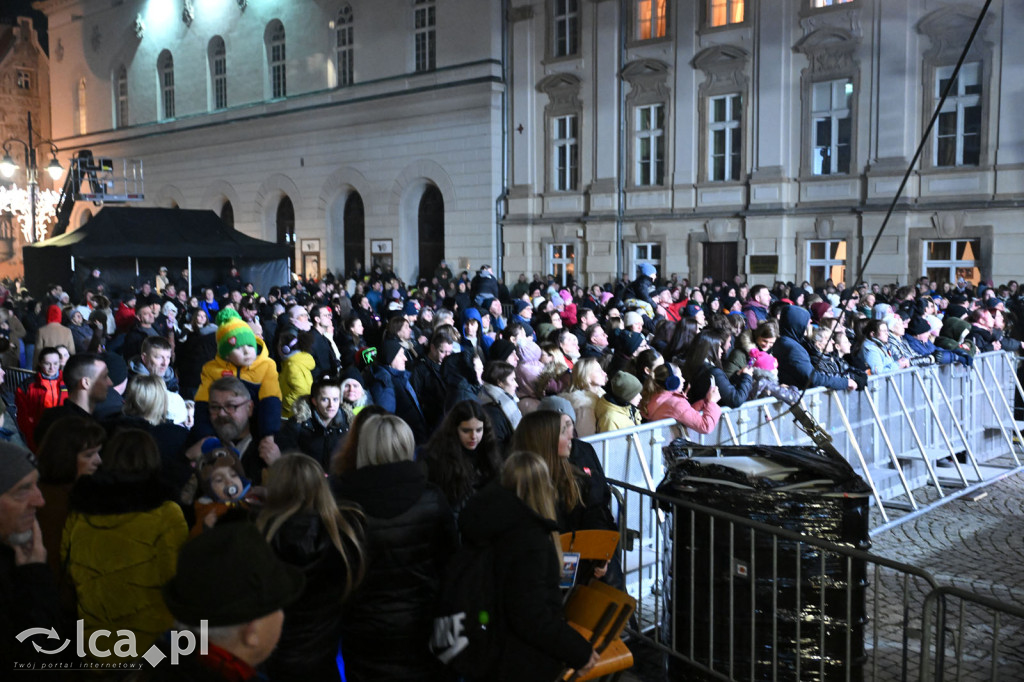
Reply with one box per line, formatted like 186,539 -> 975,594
186,377 -> 280,484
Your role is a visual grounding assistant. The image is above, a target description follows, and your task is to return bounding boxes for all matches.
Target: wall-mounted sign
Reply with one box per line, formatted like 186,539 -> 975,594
370,239 -> 392,254
749,255 -> 779,275
300,238 -> 320,253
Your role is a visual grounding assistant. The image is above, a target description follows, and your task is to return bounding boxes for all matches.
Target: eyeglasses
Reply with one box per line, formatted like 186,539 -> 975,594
209,401 -> 250,414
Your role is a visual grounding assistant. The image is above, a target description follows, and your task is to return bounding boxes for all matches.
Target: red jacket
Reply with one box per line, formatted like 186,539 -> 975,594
16,373 -> 67,450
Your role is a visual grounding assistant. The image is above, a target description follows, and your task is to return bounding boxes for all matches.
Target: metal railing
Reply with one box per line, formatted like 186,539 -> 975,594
611,478 -> 1024,681
582,351 -> 1024,533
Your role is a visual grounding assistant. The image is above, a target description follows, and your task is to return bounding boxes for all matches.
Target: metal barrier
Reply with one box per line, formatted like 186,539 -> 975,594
1,366 -> 34,408
611,478 -> 1024,681
582,352 -> 1024,533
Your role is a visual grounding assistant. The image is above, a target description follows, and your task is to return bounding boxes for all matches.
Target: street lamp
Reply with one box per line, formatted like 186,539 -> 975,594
0,112 -> 63,243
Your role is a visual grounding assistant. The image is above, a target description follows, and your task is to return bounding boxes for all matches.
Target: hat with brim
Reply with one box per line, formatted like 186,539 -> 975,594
162,523 -> 305,627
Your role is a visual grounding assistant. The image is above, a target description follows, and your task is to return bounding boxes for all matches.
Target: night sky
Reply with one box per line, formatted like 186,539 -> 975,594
1,0 -> 48,53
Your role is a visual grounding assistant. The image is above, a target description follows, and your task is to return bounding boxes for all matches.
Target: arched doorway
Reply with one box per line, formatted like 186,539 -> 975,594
220,200 -> 234,229
344,192 -> 365,278
276,196 -> 295,271
417,185 -> 444,283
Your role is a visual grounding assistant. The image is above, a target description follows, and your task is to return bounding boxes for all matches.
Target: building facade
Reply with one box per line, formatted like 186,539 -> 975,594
37,0 -> 1024,289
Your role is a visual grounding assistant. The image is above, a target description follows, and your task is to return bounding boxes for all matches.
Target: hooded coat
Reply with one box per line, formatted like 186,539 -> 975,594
34,304 -> 76,367
366,364 -> 429,444
773,306 -> 850,391
441,350 -> 482,412
458,483 -> 593,681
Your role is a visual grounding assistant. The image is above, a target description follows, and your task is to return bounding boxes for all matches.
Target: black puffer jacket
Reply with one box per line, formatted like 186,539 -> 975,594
264,511 -> 360,681
459,483 -> 593,682
277,400 -> 349,471
334,461 -> 457,682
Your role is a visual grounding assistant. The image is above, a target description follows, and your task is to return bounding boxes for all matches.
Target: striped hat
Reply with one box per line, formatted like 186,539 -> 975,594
216,308 -> 257,360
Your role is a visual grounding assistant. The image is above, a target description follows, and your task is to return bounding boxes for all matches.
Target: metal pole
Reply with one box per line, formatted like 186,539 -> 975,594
27,112 -> 36,244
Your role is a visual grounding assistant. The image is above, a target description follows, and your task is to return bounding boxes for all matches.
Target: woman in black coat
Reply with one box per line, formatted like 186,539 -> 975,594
682,329 -> 754,409
459,451 -> 596,681
334,414 -> 458,682
257,454 -> 364,681
277,376 -> 350,472
175,307 -> 217,400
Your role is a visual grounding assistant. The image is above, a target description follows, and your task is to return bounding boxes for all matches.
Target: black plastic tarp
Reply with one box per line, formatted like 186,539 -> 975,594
23,207 -> 291,298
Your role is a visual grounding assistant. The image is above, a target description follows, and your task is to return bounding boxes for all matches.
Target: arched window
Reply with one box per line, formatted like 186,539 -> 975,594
209,36 -> 227,110
220,200 -> 234,229
343,192 -> 365,276
158,50 -> 175,120
115,66 -> 129,128
276,196 -> 295,270
336,5 -> 354,87
267,20 -> 287,99
418,186 -> 444,279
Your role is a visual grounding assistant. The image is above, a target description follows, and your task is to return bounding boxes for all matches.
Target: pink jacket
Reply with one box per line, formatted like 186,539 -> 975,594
644,390 -> 721,435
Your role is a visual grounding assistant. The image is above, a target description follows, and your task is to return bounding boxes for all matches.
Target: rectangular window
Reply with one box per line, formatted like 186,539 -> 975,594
162,68 -> 175,119
636,0 -> 667,40
553,0 -> 579,57
636,104 -> 665,186
553,114 -> 579,192
213,45 -> 227,109
811,79 -> 852,175
935,62 -> 981,167
270,28 -> 287,98
16,70 -> 31,90
414,0 -> 436,73
923,239 -> 980,287
708,0 -> 744,27
116,69 -> 129,128
336,10 -> 354,86
549,243 -> 576,286
633,243 -> 662,276
806,240 -> 847,288
709,94 -> 742,182
812,0 -> 853,7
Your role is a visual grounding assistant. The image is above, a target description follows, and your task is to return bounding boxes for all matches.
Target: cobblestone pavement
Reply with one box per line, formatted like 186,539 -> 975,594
620,466 -> 1024,681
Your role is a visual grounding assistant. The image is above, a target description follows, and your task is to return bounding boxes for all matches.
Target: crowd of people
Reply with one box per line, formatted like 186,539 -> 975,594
0,258 -> 1021,680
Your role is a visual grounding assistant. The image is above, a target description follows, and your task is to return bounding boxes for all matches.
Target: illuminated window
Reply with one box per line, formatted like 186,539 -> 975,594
709,94 -> 741,181
636,0 -> 667,40
811,79 -> 852,175
806,240 -> 847,288
116,66 -> 129,128
210,37 -> 227,110
553,0 -> 579,57
935,62 -> 981,167
636,104 -> 665,186
708,0 -> 744,28
548,243 -> 575,286
336,5 -> 354,86
268,21 -> 287,99
414,0 -> 436,72
633,243 -> 662,276
812,0 -> 853,7
158,51 -> 175,120
16,70 -> 31,90
553,114 -> 579,191
924,239 -> 980,287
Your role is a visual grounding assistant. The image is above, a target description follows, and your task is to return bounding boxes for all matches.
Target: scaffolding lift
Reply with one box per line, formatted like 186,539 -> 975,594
52,150 -> 144,237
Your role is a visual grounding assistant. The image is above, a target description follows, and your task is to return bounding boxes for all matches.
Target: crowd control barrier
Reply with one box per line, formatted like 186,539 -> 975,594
611,479 -> 1024,681
582,351 -> 1024,533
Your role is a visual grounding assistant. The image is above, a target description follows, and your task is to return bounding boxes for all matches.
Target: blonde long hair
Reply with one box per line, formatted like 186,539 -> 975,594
501,450 -> 561,560
510,410 -> 582,511
256,454 -> 365,599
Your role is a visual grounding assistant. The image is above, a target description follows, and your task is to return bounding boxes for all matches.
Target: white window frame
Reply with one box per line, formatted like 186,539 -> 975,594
336,5 -> 354,86
16,69 -> 31,90
635,103 -> 665,186
633,242 -> 662,277
811,79 -> 852,176
116,66 -> 129,128
553,0 -> 579,58
269,22 -> 287,99
414,0 -> 436,73
708,94 -> 742,182
552,114 -> 579,192
548,242 -> 576,287
159,52 -> 175,120
635,0 -> 667,41
806,240 -> 847,288
211,37 -> 227,110
923,239 -> 980,286
707,0 -> 745,28
934,62 -> 981,168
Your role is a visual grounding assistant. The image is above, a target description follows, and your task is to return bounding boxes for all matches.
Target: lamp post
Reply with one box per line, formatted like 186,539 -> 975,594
1,112 -> 63,244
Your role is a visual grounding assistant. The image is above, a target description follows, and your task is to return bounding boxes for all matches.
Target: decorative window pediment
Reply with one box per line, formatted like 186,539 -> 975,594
622,59 -> 670,104
794,27 -> 859,78
537,73 -> 582,114
917,5 -> 994,63
692,45 -> 750,95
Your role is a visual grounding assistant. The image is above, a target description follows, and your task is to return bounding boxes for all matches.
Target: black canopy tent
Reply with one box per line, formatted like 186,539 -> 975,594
24,207 -> 291,299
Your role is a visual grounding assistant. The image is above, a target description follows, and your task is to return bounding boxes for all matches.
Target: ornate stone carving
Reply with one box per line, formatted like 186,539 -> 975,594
182,1 -> 195,28
793,27 -> 859,79
931,211 -> 965,239
692,45 -> 750,95
621,59 -> 671,104
918,4 -> 994,63
705,218 -> 733,242
536,73 -> 582,113
814,216 -> 835,239
133,14 -> 145,39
